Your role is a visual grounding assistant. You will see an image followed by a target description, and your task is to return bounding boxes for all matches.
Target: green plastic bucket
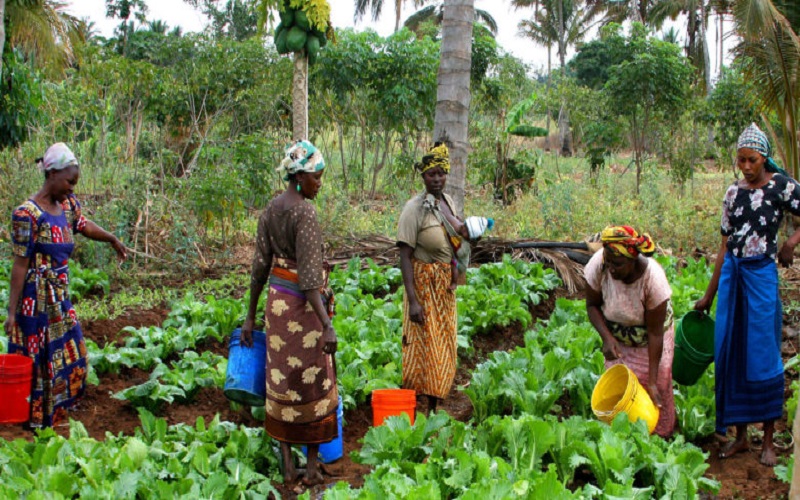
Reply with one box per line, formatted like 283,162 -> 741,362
672,311 -> 714,386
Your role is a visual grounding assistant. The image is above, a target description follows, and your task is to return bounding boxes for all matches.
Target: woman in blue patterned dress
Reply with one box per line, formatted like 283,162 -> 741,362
3,143 -> 127,428
695,124 -> 800,466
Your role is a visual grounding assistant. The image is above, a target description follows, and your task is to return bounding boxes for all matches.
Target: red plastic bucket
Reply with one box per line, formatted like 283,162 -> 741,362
371,389 -> 416,426
0,354 -> 33,424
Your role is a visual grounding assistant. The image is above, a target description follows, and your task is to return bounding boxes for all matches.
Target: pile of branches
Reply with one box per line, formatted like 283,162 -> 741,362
326,235 -> 600,293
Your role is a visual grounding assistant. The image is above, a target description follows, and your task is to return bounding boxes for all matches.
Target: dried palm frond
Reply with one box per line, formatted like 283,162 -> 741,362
510,247 -> 585,294
322,234 -> 593,293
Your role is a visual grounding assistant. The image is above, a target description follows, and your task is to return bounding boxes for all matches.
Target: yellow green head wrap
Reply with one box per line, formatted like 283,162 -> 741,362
601,225 -> 656,258
416,142 -> 450,174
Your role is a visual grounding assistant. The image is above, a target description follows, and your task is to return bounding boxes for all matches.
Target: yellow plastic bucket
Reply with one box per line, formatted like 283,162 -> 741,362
591,364 -> 659,434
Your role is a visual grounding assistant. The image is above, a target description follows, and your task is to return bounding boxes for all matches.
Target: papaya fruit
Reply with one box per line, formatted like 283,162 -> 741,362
294,10 -> 310,30
286,26 -> 307,52
279,8 -> 294,26
311,29 -> 327,47
306,35 -> 320,64
275,28 -> 289,54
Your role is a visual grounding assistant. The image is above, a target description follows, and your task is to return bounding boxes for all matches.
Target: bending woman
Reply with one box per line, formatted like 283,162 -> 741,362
242,140 -> 337,486
585,226 -> 676,437
695,123 -> 800,466
397,143 -> 460,414
4,143 -> 127,428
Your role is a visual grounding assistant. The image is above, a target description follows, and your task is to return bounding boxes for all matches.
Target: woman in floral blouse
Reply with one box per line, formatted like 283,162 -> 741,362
695,123 -> 800,466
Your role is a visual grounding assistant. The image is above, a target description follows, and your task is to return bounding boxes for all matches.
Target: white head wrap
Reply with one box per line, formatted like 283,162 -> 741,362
39,143 -> 79,172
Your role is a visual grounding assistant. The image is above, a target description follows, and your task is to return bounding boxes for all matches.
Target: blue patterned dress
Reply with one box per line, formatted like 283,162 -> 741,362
9,195 -> 89,427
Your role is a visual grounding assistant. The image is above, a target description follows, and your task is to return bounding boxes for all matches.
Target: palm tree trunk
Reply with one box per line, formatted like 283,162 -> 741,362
395,0 -> 402,32
718,9 -> 724,76
630,0 -> 644,23
556,0 -> 571,156
0,0 -> 5,81
436,0 -> 474,215
292,53 -> 309,141
700,2 -> 711,94
545,44 -> 551,150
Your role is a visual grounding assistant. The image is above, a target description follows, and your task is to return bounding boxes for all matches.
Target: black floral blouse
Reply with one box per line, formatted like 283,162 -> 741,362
721,174 -> 800,259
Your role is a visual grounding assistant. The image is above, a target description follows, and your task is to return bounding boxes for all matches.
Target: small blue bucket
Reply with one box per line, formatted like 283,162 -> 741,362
303,396 -> 344,463
224,328 -> 266,406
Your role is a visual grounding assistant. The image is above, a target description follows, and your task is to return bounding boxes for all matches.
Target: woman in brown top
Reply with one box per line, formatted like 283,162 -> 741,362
397,143 -> 460,414
241,140 -> 337,487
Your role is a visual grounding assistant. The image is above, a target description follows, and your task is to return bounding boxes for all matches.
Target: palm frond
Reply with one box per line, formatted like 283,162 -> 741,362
732,0 -> 800,176
354,0 -> 383,23
475,9 -> 499,36
403,4 -> 436,32
6,0 -> 83,75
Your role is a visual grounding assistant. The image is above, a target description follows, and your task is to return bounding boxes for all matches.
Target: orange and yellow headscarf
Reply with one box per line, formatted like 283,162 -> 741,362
601,225 -> 656,258
416,142 -> 450,174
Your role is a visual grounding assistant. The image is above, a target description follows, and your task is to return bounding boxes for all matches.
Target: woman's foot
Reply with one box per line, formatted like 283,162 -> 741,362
283,464 -> 300,483
301,470 -> 325,487
713,432 -> 729,444
719,438 -> 749,459
760,445 -> 777,466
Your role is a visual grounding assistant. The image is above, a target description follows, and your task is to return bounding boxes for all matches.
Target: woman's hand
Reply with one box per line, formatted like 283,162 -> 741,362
779,241 -> 795,268
601,336 -> 621,361
3,315 -> 16,336
240,317 -> 255,348
408,300 -> 425,324
110,237 -> 128,261
322,323 -> 337,354
694,295 -> 713,314
647,382 -> 663,409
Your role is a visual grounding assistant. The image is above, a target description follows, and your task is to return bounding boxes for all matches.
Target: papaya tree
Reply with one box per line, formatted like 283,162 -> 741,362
260,0 -> 330,141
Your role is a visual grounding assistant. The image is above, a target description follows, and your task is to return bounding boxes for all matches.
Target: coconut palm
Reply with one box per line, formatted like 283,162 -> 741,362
514,0 -> 606,155
650,0 -> 712,93
709,0 -> 732,76
731,0 -> 800,178
1,0 -> 84,76
589,0 -> 658,25
403,3 -> 497,36
354,0 -> 429,33
516,0 -> 603,70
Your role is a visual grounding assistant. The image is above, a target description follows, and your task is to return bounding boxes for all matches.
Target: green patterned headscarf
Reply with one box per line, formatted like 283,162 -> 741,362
277,140 -> 326,181
737,123 -> 788,176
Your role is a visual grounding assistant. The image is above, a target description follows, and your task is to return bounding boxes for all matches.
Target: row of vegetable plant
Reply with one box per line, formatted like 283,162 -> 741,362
315,255 -> 729,498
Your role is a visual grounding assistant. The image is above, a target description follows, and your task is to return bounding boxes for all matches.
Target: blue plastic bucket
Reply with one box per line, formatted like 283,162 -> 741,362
303,396 -> 344,463
223,328 -> 266,406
